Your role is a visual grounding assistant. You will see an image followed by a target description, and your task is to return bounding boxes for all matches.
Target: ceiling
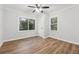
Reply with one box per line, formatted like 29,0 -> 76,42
4,4 -> 73,13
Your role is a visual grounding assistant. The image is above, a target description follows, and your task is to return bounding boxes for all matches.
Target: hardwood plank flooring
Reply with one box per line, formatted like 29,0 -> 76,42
0,36 -> 79,54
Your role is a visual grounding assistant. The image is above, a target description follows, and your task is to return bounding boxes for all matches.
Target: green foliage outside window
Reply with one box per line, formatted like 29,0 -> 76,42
51,17 -> 57,30
19,17 -> 35,31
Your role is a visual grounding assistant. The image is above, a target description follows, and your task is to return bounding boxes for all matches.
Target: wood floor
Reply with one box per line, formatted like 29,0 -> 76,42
0,36 -> 79,54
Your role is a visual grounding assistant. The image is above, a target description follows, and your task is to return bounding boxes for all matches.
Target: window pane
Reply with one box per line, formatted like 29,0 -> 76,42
51,17 -> 57,24
51,17 -> 57,30
19,18 -> 28,30
51,24 -> 57,30
29,19 -> 35,30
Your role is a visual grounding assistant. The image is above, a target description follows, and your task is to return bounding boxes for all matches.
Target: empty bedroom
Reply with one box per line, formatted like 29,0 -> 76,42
0,4 -> 79,54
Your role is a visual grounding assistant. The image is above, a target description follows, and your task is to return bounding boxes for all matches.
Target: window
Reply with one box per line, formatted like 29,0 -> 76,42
29,19 -> 35,30
51,17 -> 57,30
19,17 -> 35,31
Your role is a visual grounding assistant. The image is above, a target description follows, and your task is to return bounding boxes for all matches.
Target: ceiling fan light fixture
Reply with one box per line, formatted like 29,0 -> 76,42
35,8 -> 43,13
35,8 -> 40,13
28,4 -> 49,13
39,8 -> 42,11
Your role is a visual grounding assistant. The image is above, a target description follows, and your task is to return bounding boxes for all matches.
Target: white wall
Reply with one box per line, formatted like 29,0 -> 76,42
38,14 -> 45,37
0,5 -> 3,44
49,5 -> 79,43
3,8 -> 39,41
37,12 -> 50,38
3,5 -> 79,44
44,13 -> 50,37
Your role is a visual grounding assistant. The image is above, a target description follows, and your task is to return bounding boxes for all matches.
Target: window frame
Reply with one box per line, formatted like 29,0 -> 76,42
51,17 -> 57,31
19,17 -> 35,31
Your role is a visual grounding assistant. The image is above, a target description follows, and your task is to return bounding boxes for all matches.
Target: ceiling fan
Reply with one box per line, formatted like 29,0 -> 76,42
28,4 -> 50,13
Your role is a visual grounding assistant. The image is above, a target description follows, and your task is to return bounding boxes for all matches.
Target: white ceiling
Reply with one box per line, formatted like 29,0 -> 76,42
4,4 -> 73,13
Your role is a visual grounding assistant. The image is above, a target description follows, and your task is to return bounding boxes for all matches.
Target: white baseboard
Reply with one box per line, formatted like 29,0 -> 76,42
4,35 -> 38,42
48,36 -> 79,46
3,35 -> 79,46
0,41 -> 3,47
39,35 -> 49,39
0,35 -> 39,47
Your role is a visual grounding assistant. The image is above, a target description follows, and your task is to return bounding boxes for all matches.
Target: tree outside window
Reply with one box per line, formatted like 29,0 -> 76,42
19,17 -> 35,31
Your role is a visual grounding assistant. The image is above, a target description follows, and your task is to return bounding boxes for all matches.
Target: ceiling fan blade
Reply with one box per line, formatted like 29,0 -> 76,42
32,10 -> 36,13
28,6 -> 35,8
42,6 -> 49,8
